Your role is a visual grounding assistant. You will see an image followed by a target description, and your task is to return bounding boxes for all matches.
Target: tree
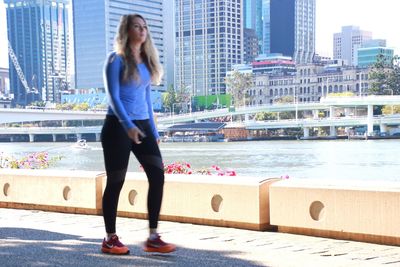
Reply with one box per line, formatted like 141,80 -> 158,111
176,84 -> 191,112
369,54 -> 400,95
254,112 -> 277,121
382,105 -> 400,115
29,101 -> 46,107
225,70 -> 253,107
163,84 -> 176,112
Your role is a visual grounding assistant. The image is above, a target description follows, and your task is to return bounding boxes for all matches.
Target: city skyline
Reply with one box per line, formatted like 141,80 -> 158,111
0,0 -> 399,69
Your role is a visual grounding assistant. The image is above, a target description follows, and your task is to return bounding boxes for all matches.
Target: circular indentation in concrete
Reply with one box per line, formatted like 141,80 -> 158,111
3,183 -> 10,196
128,190 -> 138,206
309,200 -> 325,221
63,186 -> 71,201
211,194 -> 223,212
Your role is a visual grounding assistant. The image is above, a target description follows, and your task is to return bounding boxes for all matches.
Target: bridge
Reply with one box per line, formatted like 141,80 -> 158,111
1,115 -> 399,142
0,96 -> 399,140
1,96 -> 400,125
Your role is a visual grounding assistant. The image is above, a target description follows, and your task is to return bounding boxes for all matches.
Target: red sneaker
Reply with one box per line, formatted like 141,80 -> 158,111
101,235 -> 130,255
143,234 -> 176,253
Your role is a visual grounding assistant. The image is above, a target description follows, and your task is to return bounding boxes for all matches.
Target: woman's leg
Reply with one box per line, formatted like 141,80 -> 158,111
131,120 -> 175,253
130,120 -> 164,230
101,116 -> 132,234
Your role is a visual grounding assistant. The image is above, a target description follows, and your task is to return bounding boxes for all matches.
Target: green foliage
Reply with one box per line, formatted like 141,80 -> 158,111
225,70 -> 253,107
72,103 -> 89,111
163,84 -> 177,112
92,103 -> 107,110
327,92 -> 355,97
29,101 -> 46,107
254,111 -> 295,120
381,105 -> 400,115
56,103 -> 74,110
369,54 -> 400,95
254,112 -> 277,121
176,84 -> 191,104
278,111 -> 294,120
274,96 -> 294,104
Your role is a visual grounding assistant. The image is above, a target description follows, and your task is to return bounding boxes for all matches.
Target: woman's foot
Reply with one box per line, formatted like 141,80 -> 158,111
101,234 -> 130,255
143,234 -> 176,253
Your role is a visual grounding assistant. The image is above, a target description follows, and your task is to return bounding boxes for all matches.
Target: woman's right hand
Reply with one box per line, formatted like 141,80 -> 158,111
127,127 -> 146,144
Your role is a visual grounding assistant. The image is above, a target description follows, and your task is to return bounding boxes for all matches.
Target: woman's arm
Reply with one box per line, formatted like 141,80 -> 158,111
103,53 -> 136,132
146,84 -> 160,140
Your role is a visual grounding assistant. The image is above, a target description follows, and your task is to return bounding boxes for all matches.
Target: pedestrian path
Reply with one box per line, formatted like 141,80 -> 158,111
1,208 -> 399,266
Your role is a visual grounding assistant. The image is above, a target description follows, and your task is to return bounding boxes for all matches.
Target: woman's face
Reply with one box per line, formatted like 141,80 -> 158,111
128,17 -> 148,45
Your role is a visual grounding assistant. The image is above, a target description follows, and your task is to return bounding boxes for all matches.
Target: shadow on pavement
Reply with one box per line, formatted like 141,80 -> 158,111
0,227 -> 268,267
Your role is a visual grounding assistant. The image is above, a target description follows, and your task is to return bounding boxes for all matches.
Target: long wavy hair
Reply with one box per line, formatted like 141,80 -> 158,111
114,14 -> 163,85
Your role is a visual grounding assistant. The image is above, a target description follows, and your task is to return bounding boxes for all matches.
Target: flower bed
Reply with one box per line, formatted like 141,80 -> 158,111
0,151 -> 63,169
163,162 -> 237,176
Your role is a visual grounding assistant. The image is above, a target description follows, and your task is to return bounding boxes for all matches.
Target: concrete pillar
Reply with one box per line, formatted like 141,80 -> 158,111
52,134 -> 57,142
344,108 -> 352,116
380,124 -> 387,135
312,110 -> 319,119
10,136 -> 14,142
76,133 -> 82,140
330,126 -> 336,137
95,133 -> 101,142
244,113 -> 249,122
329,106 -> 335,118
29,134 -> 34,142
367,104 -> 374,136
303,127 -> 310,138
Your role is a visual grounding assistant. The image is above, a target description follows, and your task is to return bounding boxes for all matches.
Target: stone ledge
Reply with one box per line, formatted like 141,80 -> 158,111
270,179 -> 400,246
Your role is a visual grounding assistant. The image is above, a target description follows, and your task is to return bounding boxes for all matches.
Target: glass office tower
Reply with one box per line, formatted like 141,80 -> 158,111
270,0 -> 315,64
73,0 -> 164,90
5,0 -> 70,106
175,0 -> 243,96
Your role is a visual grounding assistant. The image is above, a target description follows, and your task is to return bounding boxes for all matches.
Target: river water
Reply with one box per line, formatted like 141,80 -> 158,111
1,140 -> 399,182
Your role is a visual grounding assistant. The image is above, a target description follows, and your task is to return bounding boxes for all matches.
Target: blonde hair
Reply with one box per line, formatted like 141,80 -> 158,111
114,14 -> 163,85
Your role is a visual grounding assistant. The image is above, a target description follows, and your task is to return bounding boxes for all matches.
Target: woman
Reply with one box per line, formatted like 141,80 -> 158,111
100,14 -> 175,255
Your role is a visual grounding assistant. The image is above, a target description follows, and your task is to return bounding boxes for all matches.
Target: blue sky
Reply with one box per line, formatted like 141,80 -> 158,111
0,0 -> 399,68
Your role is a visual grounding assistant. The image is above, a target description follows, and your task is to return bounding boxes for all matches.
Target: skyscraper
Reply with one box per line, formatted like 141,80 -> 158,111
5,0 -> 70,106
333,26 -> 372,66
269,0 -> 315,64
243,0 -> 263,53
73,0 -> 165,90
175,0 -> 243,96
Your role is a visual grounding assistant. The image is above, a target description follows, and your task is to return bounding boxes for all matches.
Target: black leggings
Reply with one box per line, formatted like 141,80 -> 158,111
101,115 -> 164,233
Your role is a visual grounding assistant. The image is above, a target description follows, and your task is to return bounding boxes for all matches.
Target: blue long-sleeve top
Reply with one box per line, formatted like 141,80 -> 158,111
103,52 -> 159,139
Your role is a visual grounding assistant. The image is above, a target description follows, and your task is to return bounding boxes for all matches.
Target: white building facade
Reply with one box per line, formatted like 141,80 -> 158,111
175,0 -> 243,96
333,26 -> 372,66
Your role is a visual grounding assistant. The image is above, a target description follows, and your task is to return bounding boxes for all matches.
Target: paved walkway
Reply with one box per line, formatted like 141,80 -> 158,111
1,208 -> 399,267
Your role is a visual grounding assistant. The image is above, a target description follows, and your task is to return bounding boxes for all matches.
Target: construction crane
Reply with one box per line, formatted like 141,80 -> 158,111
7,41 -> 38,95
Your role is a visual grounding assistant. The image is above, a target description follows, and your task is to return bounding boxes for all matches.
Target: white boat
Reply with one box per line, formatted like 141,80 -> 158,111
72,139 -> 89,149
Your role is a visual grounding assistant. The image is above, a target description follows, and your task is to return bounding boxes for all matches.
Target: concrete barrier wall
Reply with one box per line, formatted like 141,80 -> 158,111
269,179 -> 400,245
117,173 -> 279,230
0,170 -> 278,231
0,169 -> 104,214
2,169 -> 400,245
